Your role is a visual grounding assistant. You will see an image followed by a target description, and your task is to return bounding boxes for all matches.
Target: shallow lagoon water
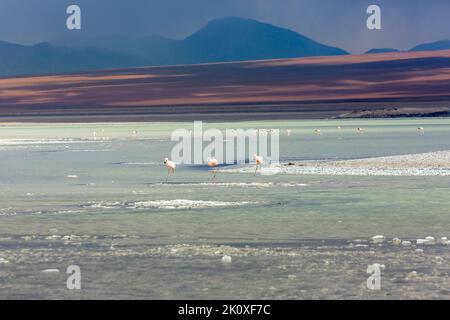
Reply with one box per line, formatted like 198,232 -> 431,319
0,119 -> 450,299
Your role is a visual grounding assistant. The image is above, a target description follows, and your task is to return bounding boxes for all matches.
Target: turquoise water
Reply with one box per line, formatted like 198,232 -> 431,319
0,119 -> 449,299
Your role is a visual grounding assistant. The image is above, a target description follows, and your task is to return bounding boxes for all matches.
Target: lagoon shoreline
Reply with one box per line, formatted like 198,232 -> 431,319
224,151 -> 450,177
1,102 -> 450,123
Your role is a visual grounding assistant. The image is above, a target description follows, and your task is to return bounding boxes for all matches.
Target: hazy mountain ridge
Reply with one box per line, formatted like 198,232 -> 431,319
409,40 -> 450,52
365,48 -> 401,54
1,17 -> 348,76
0,41 -> 149,76
1,17 -> 450,76
366,40 -> 450,54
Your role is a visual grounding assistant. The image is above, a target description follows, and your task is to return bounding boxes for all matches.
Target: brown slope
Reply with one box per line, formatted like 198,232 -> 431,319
1,50 -> 450,121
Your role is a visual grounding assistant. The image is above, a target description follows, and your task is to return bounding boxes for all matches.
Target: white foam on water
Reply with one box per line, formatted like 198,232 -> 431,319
86,202 -> 122,209
40,269 -> 60,273
0,138 -> 87,146
85,199 -> 260,210
129,199 -> 256,209
152,182 -> 308,188
222,165 -> 450,176
276,167 -> 450,176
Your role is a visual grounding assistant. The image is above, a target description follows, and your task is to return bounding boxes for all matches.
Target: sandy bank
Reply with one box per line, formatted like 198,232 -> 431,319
224,151 -> 450,176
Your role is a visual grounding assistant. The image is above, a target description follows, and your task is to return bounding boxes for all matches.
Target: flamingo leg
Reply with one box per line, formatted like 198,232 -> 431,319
254,163 -> 261,176
165,168 -> 170,182
211,169 -> 217,182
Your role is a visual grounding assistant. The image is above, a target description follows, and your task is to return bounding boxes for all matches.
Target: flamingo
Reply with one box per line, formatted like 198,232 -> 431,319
254,154 -> 264,175
357,127 -> 364,134
207,157 -> 219,181
417,127 -> 425,134
314,129 -> 322,135
163,158 -> 176,182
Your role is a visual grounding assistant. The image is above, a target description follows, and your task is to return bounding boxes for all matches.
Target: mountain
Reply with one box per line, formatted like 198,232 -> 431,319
51,35 -> 183,65
409,40 -> 450,52
0,41 -> 149,76
0,17 -> 349,76
365,48 -> 400,54
54,17 -> 349,64
178,17 -> 348,63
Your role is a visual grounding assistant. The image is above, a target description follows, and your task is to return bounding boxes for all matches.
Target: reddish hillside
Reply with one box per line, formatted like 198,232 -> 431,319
1,50 -> 450,121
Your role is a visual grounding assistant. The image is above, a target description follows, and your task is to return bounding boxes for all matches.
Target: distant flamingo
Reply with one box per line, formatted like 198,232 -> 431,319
163,158 -> 176,182
417,127 -> 425,134
357,127 -> 364,134
254,154 -> 264,175
207,157 -> 219,181
314,129 -> 322,135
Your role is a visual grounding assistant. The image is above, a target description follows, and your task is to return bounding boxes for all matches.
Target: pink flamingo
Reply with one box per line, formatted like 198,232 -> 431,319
254,154 -> 264,175
163,158 -> 176,182
207,157 -> 219,181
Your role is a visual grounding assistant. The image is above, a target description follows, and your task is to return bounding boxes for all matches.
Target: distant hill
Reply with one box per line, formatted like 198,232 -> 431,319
51,35 -> 183,66
0,17 -> 348,76
0,41 -> 148,76
365,48 -> 400,54
409,40 -> 450,52
179,17 -> 348,63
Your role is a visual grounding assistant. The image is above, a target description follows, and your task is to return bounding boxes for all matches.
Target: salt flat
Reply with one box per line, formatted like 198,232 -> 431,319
226,151 -> 450,176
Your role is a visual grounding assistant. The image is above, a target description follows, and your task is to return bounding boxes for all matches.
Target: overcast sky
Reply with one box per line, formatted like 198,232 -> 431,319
1,0 -> 449,53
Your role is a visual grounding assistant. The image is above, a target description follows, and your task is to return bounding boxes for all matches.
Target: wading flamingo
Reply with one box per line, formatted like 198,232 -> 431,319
207,157 -> 219,181
163,158 -> 176,182
417,127 -> 425,134
357,127 -> 364,134
254,154 -> 264,176
314,129 -> 322,135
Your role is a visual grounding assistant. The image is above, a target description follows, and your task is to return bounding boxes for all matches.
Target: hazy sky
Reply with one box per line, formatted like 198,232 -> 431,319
1,0 -> 450,53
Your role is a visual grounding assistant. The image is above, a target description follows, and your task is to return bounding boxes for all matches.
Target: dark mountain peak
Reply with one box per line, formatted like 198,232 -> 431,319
202,16 -> 271,28
409,40 -> 450,52
184,16 -> 348,63
188,16 -> 309,42
205,16 -> 257,26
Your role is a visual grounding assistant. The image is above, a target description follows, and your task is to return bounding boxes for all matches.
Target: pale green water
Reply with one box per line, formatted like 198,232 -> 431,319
0,119 -> 449,299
